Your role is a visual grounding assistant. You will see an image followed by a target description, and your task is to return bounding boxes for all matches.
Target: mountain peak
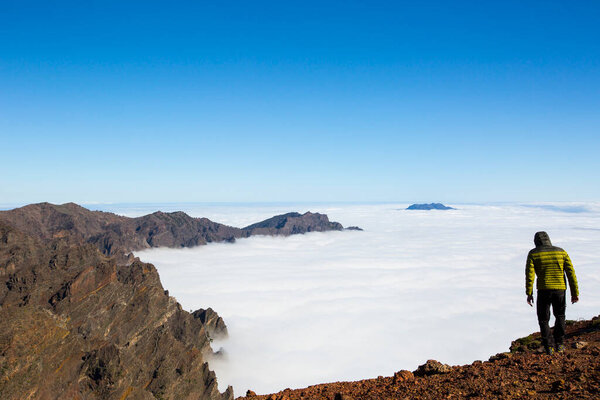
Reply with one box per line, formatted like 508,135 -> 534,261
406,203 -> 455,210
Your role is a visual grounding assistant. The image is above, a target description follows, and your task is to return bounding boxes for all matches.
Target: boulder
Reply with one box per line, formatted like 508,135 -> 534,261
393,370 -> 415,382
414,359 -> 452,376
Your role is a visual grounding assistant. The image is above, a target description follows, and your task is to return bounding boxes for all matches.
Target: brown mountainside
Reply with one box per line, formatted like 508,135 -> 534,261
0,203 -> 349,400
0,203 -> 346,257
0,220 -> 230,400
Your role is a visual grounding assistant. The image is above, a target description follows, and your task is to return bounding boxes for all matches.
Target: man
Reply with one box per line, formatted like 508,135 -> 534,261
526,231 -> 579,355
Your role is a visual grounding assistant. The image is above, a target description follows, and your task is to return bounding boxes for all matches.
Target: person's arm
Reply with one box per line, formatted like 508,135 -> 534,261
563,252 -> 579,303
526,253 -> 535,306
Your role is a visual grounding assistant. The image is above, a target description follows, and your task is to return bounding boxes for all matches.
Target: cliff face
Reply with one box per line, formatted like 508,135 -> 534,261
0,203 -> 349,400
192,308 -> 229,340
0,221 -> 232,400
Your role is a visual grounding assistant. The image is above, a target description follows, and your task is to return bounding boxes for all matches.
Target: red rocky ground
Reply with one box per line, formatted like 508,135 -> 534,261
239,316 -> 600,400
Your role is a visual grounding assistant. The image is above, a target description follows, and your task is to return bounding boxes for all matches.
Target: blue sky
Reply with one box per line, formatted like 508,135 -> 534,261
1,1 -> 599,204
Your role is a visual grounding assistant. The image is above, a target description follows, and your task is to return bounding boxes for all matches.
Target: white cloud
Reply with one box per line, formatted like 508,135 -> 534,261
132,203 -> 600,396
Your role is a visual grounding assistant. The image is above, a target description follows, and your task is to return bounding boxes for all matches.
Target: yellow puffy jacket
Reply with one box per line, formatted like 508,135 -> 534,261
525,231 -> 578,297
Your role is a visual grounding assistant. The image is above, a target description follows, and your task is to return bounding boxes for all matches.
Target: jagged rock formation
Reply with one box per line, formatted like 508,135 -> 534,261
0,203 -> 350,400
192,308 -> 228,339
239,316 -> 600,400
406,203 -> 455,210
243,212 -> 343,236
0,220 -> 232,400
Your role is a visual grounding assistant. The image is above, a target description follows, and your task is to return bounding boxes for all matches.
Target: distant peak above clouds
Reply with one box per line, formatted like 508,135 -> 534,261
406,203 -> 455,210
243,211 -> 343,235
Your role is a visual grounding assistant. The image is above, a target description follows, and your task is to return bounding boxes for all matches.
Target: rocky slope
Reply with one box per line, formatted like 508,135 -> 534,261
0,203 -> 347,257
0,203 -> 350,400
239,317 -> 600,400
0,220 -> 230,400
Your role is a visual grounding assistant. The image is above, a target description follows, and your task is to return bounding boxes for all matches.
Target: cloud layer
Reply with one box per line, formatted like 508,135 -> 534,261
131,203 -> 600,395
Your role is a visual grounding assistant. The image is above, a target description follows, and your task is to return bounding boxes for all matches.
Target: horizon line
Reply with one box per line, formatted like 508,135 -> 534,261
1,199 -> 598,211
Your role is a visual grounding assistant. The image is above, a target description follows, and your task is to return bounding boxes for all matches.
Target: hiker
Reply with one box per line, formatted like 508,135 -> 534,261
525,231 -> 579,355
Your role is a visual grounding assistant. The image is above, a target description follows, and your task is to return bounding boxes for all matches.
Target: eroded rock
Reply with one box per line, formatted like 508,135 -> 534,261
414,359 -> 452,376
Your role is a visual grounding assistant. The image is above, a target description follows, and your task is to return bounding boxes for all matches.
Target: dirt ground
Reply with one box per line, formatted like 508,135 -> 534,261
239,316 -> 600,400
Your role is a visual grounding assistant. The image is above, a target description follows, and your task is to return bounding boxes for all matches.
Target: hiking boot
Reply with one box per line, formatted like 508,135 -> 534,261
557,344 -> 565,353
545,346 -> 555,355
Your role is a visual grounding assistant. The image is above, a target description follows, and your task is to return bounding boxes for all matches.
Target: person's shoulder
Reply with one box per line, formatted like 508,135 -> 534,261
528,246 -> 565,255
547,246 -> 570,257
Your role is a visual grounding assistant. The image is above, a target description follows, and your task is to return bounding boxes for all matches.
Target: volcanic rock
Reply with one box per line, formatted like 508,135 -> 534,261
0,220 -> 232,399
414,359 -> 452,376
334,393 -> 353,400
0,203 -> 350,399
236,316 -> 600,400
193,307 -> 229,339
393,370 -> 414,382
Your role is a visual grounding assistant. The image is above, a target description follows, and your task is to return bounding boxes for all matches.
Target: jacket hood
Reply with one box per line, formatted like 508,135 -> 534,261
534,231 -> 552,247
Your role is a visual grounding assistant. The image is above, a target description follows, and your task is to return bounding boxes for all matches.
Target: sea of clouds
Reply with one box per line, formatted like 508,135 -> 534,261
104,202 -> 600,396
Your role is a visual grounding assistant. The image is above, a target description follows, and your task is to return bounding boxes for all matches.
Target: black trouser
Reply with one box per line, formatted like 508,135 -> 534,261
536,289 -> 566,348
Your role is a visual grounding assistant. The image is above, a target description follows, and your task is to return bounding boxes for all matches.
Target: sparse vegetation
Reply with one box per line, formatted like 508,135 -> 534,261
510,334 -> 542,353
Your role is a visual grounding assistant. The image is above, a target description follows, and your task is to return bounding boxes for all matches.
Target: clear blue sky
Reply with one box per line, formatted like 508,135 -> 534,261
1,1 -> 599,205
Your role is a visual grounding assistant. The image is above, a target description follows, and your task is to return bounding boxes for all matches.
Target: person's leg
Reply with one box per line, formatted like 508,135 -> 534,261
536,290 -> 553,351
552,290 -> 567,348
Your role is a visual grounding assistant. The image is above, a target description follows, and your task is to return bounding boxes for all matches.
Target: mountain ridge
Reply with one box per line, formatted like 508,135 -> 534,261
0,202 -> 350,257
0,202 -> 351,400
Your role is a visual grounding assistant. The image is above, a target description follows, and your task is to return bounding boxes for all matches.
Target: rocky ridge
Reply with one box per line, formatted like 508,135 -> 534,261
0,203 -> 350,400
238,317 -> 600,400
243,212 -> 343,236
0,203 -> 348,258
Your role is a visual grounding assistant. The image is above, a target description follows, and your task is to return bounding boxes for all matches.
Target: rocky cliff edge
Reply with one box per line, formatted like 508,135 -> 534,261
0,203 -> 351,400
